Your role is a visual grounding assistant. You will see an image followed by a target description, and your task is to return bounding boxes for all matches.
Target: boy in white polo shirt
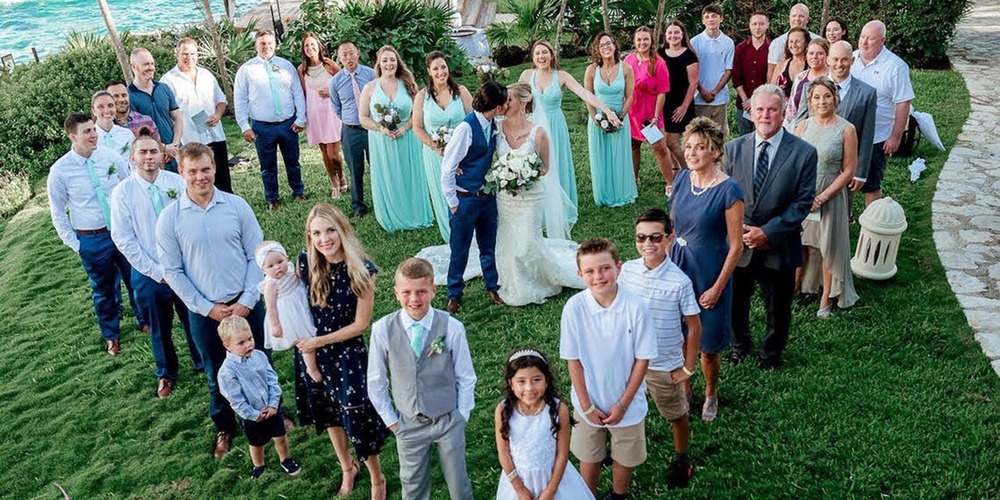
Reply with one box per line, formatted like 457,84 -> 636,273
618,208 -> 702,489
560,238 -> 657,500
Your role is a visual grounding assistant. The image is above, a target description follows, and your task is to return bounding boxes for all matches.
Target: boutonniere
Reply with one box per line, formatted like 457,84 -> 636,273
271,63 -> 281,73
427,335 -> 446,357
166,188 -> 178,199
120,143 -> 130,154
106,164 -> 117,178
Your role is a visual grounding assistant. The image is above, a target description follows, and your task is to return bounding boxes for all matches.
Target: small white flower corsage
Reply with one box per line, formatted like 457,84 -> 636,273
427,335 -> 446,357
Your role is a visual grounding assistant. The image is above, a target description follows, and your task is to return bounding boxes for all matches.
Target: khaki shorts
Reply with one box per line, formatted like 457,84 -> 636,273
570,410 -> 646,467
645,369 -> 689,421
694,104 -> 730,138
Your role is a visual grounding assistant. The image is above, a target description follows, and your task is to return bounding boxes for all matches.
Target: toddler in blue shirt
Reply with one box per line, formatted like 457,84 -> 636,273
217,316 -> 301,479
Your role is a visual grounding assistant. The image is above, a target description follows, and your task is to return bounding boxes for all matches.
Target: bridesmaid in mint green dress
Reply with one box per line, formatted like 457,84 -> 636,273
358,46 -> 433,232
585,33 -> 637,207
412,51 -> 473,242
519,40 -> 623,221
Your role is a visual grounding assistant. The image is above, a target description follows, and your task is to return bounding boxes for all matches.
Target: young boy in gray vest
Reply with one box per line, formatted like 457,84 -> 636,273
367,257 -> 477,500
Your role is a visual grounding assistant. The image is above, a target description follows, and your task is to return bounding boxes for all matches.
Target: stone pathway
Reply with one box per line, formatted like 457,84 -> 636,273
934,0 -> 1000,377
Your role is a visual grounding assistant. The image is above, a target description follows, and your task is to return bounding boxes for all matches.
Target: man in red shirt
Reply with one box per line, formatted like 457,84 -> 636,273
732,11 -> 770,136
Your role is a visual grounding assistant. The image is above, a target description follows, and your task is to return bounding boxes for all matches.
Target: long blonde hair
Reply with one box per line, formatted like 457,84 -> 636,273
305,203 -> 375,306
374,45 -> 419,97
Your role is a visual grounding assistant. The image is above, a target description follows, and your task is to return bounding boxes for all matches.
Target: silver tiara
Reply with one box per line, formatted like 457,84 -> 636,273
508,349 -> 546,364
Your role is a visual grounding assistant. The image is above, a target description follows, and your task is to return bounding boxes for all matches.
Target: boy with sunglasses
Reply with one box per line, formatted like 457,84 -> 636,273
618,208 -> 702,489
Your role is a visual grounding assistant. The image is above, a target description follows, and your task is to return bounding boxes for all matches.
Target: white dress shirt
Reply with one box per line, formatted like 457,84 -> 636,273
367,308 -> 478,428
161,65 -> 227,144
95,123 -> 135,162
47,147 -> 130,252
156,189 -> 264,316
767,31 -> 822,65
441,111 -> 491,208
690,30 -> 735,105
233,56 -> 306,131
850,47 -> 915,144
560,286 -> 657,428
110,170 -> 186,282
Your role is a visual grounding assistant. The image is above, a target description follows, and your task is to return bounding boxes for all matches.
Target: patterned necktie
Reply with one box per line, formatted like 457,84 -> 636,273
350,71 -> 362,104
84,157 -> 112,229
149,183 -> 165,216
410,322 -> 424,357
754,140 -> 770,199
264,60 -> 284,116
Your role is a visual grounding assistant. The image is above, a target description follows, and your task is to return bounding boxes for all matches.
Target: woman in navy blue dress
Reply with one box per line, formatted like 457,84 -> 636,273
295,203 -> 387,500
669,117 -> 744,423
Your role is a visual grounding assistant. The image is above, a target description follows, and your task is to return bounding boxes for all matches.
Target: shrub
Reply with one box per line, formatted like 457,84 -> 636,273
0,171 -> 31,218
179,18 -> 258,89
280,0 -> 471,80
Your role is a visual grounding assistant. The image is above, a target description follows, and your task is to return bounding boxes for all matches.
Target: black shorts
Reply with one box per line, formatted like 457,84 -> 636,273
862,142 -> 887,193
242,408 -> 287,446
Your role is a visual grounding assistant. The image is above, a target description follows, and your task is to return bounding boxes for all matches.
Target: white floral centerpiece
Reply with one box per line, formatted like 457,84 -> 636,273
471,57 -> 509,82
429,124 -> 454,151
372,102 -> 402,131
485,149 -> 543,196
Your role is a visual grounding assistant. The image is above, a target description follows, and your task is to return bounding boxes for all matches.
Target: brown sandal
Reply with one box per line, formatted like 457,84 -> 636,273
338,460 -> 361,497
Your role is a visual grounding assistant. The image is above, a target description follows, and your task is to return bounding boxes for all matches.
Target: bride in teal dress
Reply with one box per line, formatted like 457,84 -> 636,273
358,45 -> 433,232
585,33 -> 637,207
519,40 -> 622,236
412,51 -> 473,243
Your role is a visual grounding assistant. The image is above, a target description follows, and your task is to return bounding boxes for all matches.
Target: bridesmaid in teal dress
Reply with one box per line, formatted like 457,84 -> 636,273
585,33 -> 637,207
358,45 -> 433,232
519,40 -> 622,219
412,51 -> 473,242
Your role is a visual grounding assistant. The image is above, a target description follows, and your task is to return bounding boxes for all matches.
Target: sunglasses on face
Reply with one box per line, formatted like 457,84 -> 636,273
635,232 -> 666,243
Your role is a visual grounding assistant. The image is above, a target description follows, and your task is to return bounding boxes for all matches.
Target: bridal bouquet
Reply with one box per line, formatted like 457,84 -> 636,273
472,57 -> 508,82
593,111 -> 622,133
485,149 -> 543,196
372,102 -> 402,131
429,124 -> 454,150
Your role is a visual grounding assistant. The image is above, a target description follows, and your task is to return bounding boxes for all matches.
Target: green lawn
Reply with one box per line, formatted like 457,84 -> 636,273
1,58 -> 997,499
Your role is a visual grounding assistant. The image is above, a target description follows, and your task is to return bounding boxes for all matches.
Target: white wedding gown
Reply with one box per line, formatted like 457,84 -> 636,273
417,118 -> 583,305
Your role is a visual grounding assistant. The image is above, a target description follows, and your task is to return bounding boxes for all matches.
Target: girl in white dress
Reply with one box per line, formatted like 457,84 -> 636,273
495,348 -> 594,500
256,241 -> 320,382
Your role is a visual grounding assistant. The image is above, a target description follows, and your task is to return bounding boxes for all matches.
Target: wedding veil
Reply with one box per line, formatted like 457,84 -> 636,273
528,108 -> 578,240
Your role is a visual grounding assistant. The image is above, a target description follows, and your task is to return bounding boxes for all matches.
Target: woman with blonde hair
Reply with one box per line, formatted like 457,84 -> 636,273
295,203 -> 387,500
784,38 -> 830,130
625,26 -> 674,193
359,45 -> 433,232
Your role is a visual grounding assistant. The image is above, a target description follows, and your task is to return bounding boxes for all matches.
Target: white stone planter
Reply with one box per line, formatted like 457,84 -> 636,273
851,197 -> 908,280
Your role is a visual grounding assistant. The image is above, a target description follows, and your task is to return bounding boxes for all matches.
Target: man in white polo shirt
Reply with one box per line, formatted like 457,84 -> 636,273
851,20 -> 914,206
690,3 -> 735,137
766,3 -> 821,82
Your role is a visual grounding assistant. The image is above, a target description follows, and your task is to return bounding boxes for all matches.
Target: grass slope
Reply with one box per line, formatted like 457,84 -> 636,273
1,59 -> 997,499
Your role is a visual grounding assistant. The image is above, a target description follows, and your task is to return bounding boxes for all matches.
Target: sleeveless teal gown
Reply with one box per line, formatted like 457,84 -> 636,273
421,92 -> 466,242
369,80 -> 433,232
530,70 -> 578,222
587,63 -> 636,207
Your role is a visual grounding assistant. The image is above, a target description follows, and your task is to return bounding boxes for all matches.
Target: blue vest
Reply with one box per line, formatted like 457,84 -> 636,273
455,112 -> 496,193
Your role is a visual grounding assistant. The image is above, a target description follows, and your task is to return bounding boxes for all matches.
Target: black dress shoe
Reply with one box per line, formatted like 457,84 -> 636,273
353,209 -> 367,218
445,297 -> 461,314
758,357 -> 783,370
725,348 -> 750,365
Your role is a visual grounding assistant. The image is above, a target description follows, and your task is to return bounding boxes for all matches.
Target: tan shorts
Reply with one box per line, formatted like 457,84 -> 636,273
694,104 -> 730,137
570,410 -> 647,467
645,369 -> 689,421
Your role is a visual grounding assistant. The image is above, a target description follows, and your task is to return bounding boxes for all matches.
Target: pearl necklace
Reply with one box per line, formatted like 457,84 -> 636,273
690,169 -> 721,196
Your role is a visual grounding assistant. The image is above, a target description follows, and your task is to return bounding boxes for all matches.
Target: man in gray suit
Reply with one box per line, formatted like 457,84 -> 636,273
724,84 -> 817,370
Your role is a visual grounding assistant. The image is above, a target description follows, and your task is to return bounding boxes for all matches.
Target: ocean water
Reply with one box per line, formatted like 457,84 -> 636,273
0,0 -> 243,64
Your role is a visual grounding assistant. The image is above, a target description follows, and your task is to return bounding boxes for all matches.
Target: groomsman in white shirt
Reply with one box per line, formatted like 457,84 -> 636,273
47,113 -> 137,356
157,142 -> 270,458
111,132 -> 203,399
161,37 -> 232,193
92,91 -> 135,163
234,30 -> 307,211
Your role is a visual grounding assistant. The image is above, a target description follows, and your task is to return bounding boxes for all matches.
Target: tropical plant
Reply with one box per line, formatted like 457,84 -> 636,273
97,0 -> 132,83
181,18 -> 257,95
485,0 -> 560,49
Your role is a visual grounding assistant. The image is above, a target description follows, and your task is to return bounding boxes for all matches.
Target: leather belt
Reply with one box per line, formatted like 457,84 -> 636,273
343,123 -> 364,130
76,227 -> 109,235
224,292 -> 244,306
456,189 -> 487,197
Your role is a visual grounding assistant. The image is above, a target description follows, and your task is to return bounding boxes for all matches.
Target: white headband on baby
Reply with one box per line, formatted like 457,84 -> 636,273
255,242 -> 287,269
508,349 -> 546,364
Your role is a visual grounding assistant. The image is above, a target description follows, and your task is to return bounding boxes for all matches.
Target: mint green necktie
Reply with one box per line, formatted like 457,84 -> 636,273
103,132 -> 114,148
264,60 -> 284,116
410,322 -> 424,357
84,157 -> 112,229
149,183 -> 165,216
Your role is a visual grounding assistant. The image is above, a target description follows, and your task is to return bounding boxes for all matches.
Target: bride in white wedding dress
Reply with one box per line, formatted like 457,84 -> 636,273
417,83 -> 582,305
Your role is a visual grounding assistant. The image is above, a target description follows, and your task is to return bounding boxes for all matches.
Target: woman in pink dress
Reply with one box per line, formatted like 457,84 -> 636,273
298,32 -> 348,199
625,26 -> 675,196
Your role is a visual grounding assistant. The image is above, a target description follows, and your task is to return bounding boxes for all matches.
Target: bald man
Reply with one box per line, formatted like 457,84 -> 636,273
851,21 -> 914,206
766,3 -> 821,82
129,47 -> 183,171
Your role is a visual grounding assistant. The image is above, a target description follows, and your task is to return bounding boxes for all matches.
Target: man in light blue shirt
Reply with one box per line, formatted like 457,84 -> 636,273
234,30 -> 307,210
691,4 -> 735,137
328,40 -> 375,217
157,142 -> 270,458
47,113 -> 142,356
111,132 -> 203,398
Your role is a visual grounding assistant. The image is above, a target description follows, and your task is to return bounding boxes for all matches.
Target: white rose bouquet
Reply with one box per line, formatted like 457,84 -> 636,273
472,57 -> 509,82
485,149 -> 543,196
372,102 -> 402,131
428,124 -> 454,151
593,110 -> 622,133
